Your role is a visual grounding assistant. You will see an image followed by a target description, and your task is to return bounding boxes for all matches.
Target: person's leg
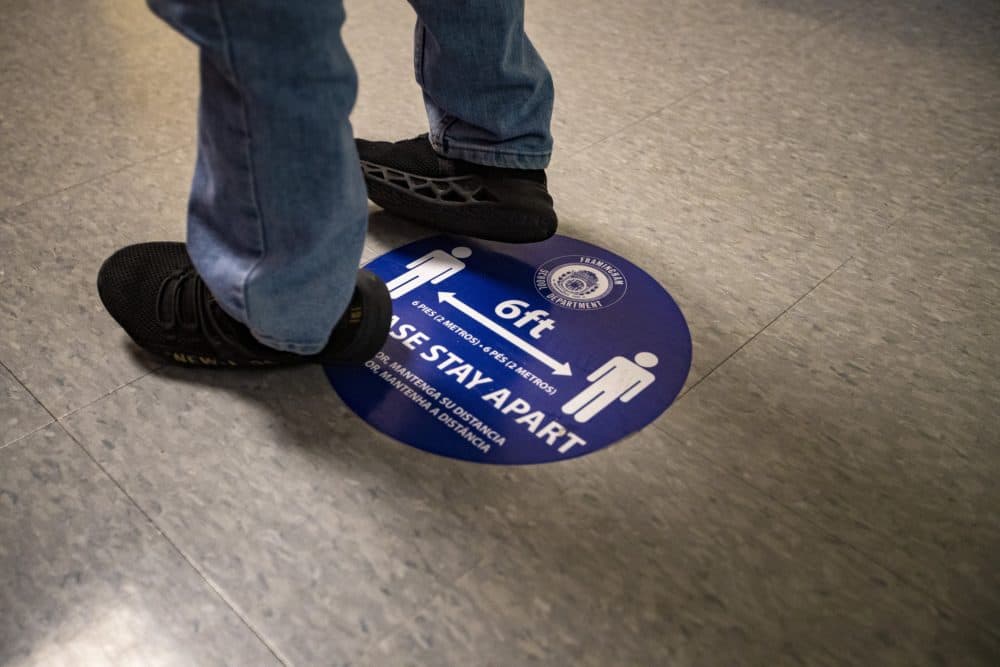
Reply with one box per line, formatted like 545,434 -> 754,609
154,0 -> 366,354
409,0 -> 554,169
355,1 -> 557,243
98,0 -> 389,367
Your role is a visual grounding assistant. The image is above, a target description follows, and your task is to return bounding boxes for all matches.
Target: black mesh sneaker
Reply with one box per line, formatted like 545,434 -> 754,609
356,134 -> 557,243
97,242 -> 390,368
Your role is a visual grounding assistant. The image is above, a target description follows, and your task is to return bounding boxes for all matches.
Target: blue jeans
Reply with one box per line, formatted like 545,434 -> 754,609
147,0 -> 554,354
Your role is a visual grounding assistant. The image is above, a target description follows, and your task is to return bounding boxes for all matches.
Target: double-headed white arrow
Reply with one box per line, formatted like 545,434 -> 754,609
438,292 -> 573,377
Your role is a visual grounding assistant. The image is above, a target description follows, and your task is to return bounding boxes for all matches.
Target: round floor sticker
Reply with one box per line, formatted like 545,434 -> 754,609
325,234 -> 691,464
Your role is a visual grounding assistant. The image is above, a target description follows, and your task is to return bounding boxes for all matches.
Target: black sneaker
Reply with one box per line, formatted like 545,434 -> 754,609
97,242 -> 391,368
356,134 -> 557,243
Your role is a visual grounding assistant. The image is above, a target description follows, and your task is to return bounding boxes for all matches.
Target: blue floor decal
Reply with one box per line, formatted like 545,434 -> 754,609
326,234 -> 692,464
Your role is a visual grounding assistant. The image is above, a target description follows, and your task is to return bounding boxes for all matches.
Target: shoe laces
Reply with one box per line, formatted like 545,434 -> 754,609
155,268 -> 260,358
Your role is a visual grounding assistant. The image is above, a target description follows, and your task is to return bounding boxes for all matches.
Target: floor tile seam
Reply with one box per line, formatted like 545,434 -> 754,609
648,162 -> 1000,640
775,0 -> 869,51
558,1 -> 864,162
658,140 -> 994,390
54,419 -> 292,666
697,18 -> 998,161
558,65 -> 737,162
358,617 -> 424,661
55,366 -> 164,422
668,255 -> 855,404
353,618 -> 406,661
0,145 -> 189,218
652,425 -> 1000,644
353,530 -> 496,656
660,175 -> 970,405
0,419 -> 57,453
353,550 -> 490,659
863,141 -> 999,244
348,521 -> 503,657
55,362 -> 489,659
0,357 -> 59,424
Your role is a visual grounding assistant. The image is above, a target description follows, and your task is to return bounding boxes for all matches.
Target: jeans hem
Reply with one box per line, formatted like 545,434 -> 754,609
250,330 -> 327,356
429,135 -> 552,170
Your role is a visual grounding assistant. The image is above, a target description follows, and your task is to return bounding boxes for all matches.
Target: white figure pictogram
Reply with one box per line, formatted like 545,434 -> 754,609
386,246 -> 472,299
561,352 -> 658,424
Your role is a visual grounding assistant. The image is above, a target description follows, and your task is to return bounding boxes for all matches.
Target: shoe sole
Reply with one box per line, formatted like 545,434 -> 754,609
360,161 -> 557,243
323,268 -> 392,364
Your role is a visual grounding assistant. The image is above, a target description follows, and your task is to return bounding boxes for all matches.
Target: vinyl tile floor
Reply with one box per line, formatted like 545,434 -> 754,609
1,1 -> 998,665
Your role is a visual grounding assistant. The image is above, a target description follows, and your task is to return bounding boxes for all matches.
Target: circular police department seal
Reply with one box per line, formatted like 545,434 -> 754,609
534,255 -> 628,311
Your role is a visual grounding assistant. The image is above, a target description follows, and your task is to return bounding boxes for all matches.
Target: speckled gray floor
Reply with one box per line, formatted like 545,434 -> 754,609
1,1 -> 998,665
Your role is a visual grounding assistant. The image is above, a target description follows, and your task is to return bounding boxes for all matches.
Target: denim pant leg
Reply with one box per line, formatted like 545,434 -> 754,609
407,1 -> 555,170
147,0 -> 367,355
